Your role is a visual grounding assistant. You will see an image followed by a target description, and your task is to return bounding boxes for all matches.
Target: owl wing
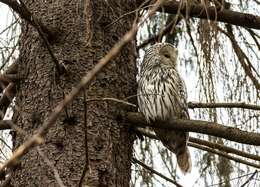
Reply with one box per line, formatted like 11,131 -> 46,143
178,77 -> 189,119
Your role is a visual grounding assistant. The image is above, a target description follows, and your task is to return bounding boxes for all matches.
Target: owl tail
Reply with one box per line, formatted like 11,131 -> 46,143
176,147 -> 192,174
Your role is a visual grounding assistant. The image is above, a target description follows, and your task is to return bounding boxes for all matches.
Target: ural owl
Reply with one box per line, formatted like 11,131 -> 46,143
137,43 -> 192,173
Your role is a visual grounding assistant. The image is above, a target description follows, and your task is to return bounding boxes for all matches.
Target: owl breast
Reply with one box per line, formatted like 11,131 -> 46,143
138,67 -> 185,123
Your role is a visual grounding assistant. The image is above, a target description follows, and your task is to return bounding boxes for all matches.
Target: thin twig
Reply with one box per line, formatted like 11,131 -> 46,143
137,17 -> 177,49
37,147 -> 65,187
188,102 -> 260,110
86,97 -> 136,108
104,0 -> 152,30
132,157 -> 183,187
207,171 -> 259,187
240,170 -> 258,187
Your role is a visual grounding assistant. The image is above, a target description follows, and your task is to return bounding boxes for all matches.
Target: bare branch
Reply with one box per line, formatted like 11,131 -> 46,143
126,112 -> 260,145
135,127 -> 260,162
188,137 -> 260,162
218,25 -> 260,90
246,28 -> 260,50
155,1 -> 260,29
132,157 -> 183,187
188,102 -> 260,110
137,15 -> 181,49
135,128 -> 260,169
0,83 -> 16,120
86,97 -> 136,108
4,59 -> 18,75
190,142 -> 260,169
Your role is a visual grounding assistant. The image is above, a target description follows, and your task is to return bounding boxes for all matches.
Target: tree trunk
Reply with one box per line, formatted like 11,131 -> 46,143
11,0 -> 137,186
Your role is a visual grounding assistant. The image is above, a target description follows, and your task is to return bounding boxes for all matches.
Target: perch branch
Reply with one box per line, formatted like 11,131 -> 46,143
126,112 -> 260,145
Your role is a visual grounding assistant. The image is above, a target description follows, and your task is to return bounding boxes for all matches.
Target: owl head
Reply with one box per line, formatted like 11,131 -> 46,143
143,43 -> 178,68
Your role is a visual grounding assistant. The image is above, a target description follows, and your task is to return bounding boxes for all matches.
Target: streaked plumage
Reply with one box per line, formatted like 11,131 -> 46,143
137,43 -> 192,173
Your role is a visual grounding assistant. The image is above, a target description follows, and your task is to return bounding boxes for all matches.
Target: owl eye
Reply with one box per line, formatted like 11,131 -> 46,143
164,54 -> 171,59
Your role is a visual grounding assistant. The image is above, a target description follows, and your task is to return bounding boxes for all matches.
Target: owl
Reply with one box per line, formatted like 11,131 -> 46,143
137,43 -> 192,173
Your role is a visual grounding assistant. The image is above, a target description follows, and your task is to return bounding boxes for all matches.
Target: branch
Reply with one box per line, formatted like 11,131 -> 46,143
246,29 -> 260,51
190,142 -> 260,169
126,112 -> 260,145
158,1 -> 260,29
137,16 -> 180,49
0,120 -> 11,130
188,137 -> 260,162
218,25 -> 260,90
37,147 -> 65,187
4,58 -> 18,75
188,102 -> 260,110
135,128 -> 260,169
135,127 -> 260,162
0,83 -> 16,120
132,157 -> 183,187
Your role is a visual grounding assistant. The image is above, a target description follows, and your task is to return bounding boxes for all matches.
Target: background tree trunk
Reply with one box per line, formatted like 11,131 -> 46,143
11,0 -> 137,186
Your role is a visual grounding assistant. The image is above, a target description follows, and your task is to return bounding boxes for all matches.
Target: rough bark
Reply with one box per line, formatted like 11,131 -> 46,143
11,0 -> 137,186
